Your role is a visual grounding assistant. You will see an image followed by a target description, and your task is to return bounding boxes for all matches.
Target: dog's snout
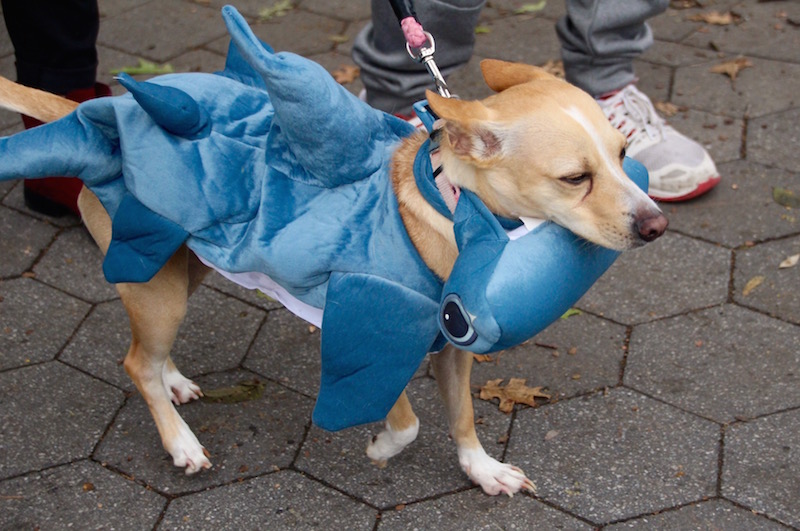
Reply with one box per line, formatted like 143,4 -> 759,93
635,212 -> 668,242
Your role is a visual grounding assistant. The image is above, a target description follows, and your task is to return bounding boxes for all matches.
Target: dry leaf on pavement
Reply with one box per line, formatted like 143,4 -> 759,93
688,11 -> 741,25
742,276 -> 765,296
655,101 -> 680,117
540,59 -> 565,79
779,254 -> 799,269
710,57 -> 753,85
773,187 -> 800,209
479,378 -> 550,413
332,64 -> 360,85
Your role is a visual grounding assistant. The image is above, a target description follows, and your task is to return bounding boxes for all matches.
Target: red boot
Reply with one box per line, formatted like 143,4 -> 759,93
22,82 -> 112,217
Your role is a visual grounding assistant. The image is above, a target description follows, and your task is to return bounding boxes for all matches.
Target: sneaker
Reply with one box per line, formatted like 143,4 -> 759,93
598,84 -> 720,202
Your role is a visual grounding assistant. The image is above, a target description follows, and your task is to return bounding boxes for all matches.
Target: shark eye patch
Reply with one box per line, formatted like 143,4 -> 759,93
440,294 -> 477,346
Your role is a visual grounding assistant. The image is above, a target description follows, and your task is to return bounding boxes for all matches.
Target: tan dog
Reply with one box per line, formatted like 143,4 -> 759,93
0,59 -> 666,496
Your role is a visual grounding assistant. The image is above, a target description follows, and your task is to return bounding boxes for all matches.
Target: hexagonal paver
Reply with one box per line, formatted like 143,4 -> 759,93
749,108 -> 800,173
161,470 -> 377,530
649,8 -> 705,43
605,498 -> 787,530
60,300 -> 138,389
723,409 -> 800,529
245,308 -> 322,398
231,11 -> 345,57
471,312 -> 627,401
664,160 -> 799,248
628,304 -> 800,424
33,226 -> 118,303
673,56 -> 800,119
734,236 -> 800,325
506,388 -> 719,525
0,460 -> 165,529
98,0 -> 228,62
296,377 -> 513,508
0,206 -> 59,277
94,370 -> 312,495
641,40 -> 721,68
474,16 -> 561,65
0,277 -> 91,370
682,1 -> 800,64
378,488 -> 593,531
170,285 -> 266,374
577,232 -> 730,325
302,0 -> 371,22
0,362 -> 124,480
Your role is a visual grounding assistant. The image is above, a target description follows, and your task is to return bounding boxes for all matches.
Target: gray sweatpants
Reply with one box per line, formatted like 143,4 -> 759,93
352,0 -> 669,115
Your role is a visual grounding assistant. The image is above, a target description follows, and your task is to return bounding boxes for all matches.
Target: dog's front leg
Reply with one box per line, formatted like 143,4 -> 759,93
431,344 -> 535,496
367,391 -> 420,467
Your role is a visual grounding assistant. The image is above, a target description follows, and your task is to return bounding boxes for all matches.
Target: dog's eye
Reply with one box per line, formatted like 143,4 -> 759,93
560,173 -> 591,185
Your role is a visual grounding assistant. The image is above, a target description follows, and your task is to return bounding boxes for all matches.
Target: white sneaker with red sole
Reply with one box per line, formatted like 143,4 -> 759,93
598,84 -> 721,202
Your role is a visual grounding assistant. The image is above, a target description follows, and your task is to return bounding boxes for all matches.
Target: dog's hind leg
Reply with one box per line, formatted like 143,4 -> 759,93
79,188 -> 211,474
431,344 -> 535,496
366,390 -> 420,467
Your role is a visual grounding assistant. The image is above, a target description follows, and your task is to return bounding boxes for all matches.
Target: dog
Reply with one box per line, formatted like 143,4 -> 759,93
0,34 -> 666,498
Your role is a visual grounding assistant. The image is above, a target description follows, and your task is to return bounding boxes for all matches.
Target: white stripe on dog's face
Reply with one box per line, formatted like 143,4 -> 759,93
562,104 -> 662,212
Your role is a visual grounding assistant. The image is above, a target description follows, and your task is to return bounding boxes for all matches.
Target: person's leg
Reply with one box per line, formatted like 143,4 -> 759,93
557,0 -> 720,202
2,0 -> 109,216
353,0 -> 485,116
556,0 -> 667,96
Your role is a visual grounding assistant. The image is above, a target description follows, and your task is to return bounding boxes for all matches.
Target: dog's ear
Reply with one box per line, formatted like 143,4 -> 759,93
480,59 -> 557,92
426,90 -> 505,165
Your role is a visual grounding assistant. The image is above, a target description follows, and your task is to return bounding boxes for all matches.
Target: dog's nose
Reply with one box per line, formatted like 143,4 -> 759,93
636,212 -> 668,242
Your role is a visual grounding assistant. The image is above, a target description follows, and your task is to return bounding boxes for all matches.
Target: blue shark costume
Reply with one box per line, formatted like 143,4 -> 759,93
0,6 -> 647,431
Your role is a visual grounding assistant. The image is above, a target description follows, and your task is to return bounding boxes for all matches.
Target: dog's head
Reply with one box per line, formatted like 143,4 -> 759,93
427,59 -> 667,250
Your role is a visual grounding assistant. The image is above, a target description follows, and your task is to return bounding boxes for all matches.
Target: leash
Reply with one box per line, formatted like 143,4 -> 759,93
388,0 -> 452,98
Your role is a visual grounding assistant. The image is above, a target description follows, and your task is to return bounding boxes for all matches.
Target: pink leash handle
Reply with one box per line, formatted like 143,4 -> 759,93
400,16 -> 428,49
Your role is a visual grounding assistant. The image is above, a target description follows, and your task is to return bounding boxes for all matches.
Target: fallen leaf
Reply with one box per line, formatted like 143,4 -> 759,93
742,276 -> 765,296
479,378 -> 550,413
329,34 -> 349,44
474,25 -> 491,34
655,101 -> 680,117
200,379 -> 265,404
688,10 -> 740,25
544,430 -> 559,441
779,254 -> 800,269
82,482 -> 95,492
670,0 -> 702,9
560,308 -> 582,319
331,64 -> 360,85
111,59 -> 174,76
773,187 -> 800,209
710,57 -> 752,86
473,354 -> 494,363
259,0 -> 293,21
515,1 -> 547,14
540,59 -> 564,79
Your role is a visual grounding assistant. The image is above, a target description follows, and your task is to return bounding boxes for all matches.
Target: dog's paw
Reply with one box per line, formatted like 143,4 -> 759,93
366,417 -> 420,467
458,447 -> 536,496
165,420 -> 212,474
162,365 -> 203,405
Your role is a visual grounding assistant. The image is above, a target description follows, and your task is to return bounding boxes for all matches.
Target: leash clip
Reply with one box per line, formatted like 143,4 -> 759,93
406,32 -> 452,99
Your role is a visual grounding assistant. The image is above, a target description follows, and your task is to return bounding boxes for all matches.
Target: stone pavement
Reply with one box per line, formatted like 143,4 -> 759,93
1,0 -> 799,528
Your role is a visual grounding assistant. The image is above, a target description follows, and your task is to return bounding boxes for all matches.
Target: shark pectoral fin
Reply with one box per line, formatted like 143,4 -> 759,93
312,272 -> 440,431
102,193 -> 189,284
